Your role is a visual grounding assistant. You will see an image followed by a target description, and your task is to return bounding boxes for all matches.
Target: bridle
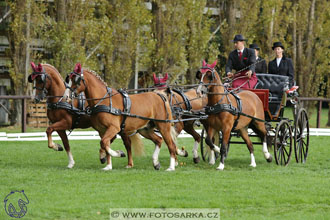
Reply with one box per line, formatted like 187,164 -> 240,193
28,67 -> 52,100
67,67 -> 87,96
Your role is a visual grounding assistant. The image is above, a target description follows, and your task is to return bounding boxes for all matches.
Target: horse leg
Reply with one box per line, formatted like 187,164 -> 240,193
239,128 -> 256,167
251,122 -> 273,163
100,126 -> 124,171
46,120 -> 70,151
138,128 -> 162,170
183,121 -> 201,163
120,133 -> 134,168
205,127 -> 217,165
216,126 -> 231,170
57,130 -> 75,168
157,123 -> 177,171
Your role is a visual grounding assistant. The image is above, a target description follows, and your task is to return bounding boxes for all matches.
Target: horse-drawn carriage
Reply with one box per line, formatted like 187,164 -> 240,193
200,73 -> 309,166
28,61 -> 309,171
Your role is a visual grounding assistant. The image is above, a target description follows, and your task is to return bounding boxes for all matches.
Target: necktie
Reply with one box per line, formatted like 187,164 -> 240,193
239,51 -> 242,61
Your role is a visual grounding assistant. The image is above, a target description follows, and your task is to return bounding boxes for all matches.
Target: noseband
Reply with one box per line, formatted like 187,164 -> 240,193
29,68 -> 51,97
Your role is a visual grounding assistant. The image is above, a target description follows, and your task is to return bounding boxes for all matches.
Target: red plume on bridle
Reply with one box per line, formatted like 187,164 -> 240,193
70,63 -> 82,78
153,72 -> 168,88
29,62 -> 44,81
200,60 -> 217,74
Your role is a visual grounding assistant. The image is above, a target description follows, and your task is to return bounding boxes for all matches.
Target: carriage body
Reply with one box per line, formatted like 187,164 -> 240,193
201,74 -> 309,166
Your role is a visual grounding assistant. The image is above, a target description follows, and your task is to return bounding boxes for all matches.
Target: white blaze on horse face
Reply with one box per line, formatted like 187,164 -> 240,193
192,141 -> 199,158
152,145 -> 161,166
63,80 -> 72,100
250,153 -> 256,167
262,141 -> 271,159
67,152 -> 75,169
196,73 -> 206,95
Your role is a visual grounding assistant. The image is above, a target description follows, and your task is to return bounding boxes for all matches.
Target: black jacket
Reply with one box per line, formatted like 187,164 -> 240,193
225,48 -> 256,74
268,56 -> 294,87
255,57 -> 267,73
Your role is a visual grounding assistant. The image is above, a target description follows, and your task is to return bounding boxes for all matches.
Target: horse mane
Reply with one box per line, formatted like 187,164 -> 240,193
42,63 -> 64,81
84,69 -> 108,87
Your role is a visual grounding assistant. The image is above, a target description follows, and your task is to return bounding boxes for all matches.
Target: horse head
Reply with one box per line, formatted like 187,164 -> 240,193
28,62 -> 50,103
67,63 -> 86,96
196,60 -> 220,94
153,73 -> 168,89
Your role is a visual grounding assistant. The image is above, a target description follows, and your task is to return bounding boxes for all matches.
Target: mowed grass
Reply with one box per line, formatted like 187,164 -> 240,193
0,136 -> 329,220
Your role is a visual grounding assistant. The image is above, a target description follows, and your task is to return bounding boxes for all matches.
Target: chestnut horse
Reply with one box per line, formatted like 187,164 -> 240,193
153,73 -> 208,163
27,63 -> 140,169
196,60 -> 272,170
68,63 -> 180,171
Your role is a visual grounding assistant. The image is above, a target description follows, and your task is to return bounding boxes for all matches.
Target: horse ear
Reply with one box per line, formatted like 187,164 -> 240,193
202,60 -> 206,67
37,63 -> 43,72
210,60 -> 217,69
164,73 -> 168,81
30,62 -> 36,71
74,63 -> 81,74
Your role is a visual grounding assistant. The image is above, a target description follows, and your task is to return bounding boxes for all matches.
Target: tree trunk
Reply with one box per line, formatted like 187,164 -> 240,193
226,0 -> 236,47
305,0 -> 315,95
327,106 -> 330,127
56,0 -> 67,23
292,3 -> 297,74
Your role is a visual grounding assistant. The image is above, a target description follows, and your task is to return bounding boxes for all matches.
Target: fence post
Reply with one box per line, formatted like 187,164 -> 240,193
316,100 -> 322,128
22,98 -> 27,133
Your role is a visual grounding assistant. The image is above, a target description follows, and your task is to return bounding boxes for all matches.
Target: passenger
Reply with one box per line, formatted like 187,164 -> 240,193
249,43 -> 267,73
268,42 -> 295,88
226,34 -> 258,89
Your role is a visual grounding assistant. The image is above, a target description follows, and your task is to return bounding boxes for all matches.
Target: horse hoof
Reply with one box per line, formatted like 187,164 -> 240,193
153,163 -> 161,170
184,151 -> 188,157
118,150 -> 126,158
266,155 -> 273,163
216,163 -> 224,170
166,167 -> 175,171
67,163 -> 75,169
193,156 -> 200,164
54,143 -> 63,151
126,165 -> 133,169
249,163 -> 256,168
100,158 -> 106,164
102,165 -> 112,171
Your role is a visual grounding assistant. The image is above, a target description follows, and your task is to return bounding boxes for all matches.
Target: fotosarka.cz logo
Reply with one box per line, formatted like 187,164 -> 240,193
4,190 -> 29,218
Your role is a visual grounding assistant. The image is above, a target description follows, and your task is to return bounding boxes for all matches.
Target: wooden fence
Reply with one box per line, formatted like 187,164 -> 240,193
26,100 -> 48,128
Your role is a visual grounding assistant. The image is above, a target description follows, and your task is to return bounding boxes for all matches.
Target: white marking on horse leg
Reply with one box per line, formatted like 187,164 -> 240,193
209,150 -> 215,165
192,141 -> 199,158
50,142 -> 57,151
216,162 -> 225,170
166,156 -> 176,171
176,148 -> 186,157
107,148 -> 121,157
67,152 -> 75,169
152,145 -> 161,166
262,141 -> 271,159
213,145 -> 220,153
250,153 -> 256,167
102,157 -> 112,171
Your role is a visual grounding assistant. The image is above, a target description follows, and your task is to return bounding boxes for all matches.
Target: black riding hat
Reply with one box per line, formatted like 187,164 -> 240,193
249,43 -> 260,50
232,34 -> 247,42
272,42 -> 285,50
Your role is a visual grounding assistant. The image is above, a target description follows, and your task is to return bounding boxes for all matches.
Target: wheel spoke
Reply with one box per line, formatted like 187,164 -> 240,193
283,146 -> 290,157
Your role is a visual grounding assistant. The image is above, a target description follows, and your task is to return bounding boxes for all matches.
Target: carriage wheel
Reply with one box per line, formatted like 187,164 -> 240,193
274,120 -> 292,166
294,108 -> 309,163
200,129 -> 225,162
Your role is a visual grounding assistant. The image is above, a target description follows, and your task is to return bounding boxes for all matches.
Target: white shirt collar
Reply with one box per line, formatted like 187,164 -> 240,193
276,57 -> 282,67
237,47 -> 245,53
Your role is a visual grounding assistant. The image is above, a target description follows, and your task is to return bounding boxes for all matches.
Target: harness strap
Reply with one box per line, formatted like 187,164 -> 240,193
231,93 -> 242,131
156,92 -> 169,120
172,88 -> 192,111
118,89 -> 131,132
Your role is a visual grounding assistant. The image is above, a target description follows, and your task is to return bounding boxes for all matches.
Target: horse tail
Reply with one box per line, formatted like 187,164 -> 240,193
170,125 -> 178,146
130,133 -> 145,157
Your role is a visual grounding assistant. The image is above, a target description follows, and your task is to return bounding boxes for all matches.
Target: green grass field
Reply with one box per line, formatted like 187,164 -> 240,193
0,136 -> 329,220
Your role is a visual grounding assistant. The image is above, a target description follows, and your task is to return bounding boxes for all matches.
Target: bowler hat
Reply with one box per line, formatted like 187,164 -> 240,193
232,34 -> 247,42
249,43 -> 260,50
272,42 -> 285,50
